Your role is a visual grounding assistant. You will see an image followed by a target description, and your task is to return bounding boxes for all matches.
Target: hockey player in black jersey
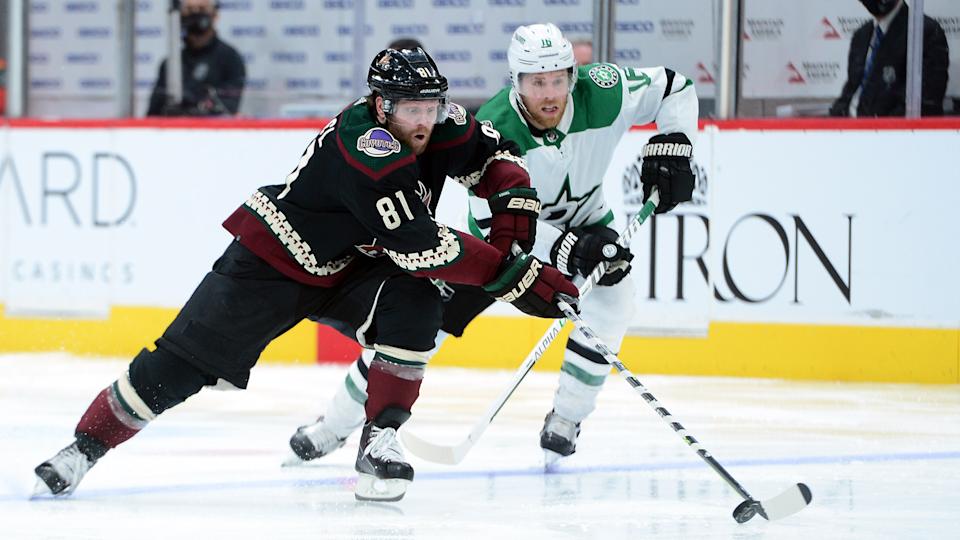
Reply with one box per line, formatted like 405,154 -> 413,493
33,47 -> 578,502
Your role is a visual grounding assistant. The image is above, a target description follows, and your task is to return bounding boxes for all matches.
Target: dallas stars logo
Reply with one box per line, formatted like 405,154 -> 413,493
588,65 -> 619,89
540,175 -> 600,225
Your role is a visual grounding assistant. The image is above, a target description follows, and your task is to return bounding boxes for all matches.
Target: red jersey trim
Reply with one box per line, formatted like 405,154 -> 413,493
629,118 -> 960,132
335,128 -> 417,182
426,117 -> 478,152
222,206 -> 352,287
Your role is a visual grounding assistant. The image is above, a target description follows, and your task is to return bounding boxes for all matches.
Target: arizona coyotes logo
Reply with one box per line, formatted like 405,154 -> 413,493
357,127 -> 402,157
415,180 -> 433,211
355,238 -> 385,258
447,103 -> 467,126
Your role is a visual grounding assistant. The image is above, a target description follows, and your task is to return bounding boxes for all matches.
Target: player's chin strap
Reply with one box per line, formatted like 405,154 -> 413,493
399,190 -> 660,466
553,293 -> 812,524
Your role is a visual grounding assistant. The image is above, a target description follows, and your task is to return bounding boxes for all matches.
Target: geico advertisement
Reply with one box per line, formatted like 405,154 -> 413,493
2,127 -> 958,330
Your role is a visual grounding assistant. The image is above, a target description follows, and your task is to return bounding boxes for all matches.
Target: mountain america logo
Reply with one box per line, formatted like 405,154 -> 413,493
696,62 -> 715,84
357,127 -> 401,157
787,62 -> 806,84
821,17 -> 841,39
588,65 -> 619,88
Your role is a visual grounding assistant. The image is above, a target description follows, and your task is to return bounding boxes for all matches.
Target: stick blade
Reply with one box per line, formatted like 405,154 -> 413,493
399,428 -> 470,465
760,483 -> 813,521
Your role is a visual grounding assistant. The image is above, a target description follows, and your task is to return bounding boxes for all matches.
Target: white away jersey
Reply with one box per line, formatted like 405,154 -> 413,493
471,63 -> 698,258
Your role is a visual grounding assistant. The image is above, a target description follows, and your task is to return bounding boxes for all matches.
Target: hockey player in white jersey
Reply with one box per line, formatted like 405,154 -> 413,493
289,23 -> 697,465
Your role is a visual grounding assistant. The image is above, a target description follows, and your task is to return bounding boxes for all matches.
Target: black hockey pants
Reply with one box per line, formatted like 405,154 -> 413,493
128,241 -> 442,415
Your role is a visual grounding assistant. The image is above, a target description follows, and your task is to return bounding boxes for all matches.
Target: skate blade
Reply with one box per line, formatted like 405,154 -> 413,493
354,473 -> 410,502
281,450 -> 310,467
31,478 -> 54,498
543,449 -> 565,470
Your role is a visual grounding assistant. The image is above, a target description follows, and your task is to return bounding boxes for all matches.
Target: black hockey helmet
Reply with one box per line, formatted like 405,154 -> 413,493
368,47 -> 449,124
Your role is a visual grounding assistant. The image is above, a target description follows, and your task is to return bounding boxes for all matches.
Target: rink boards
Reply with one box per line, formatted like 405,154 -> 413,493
1,118 -> 958,383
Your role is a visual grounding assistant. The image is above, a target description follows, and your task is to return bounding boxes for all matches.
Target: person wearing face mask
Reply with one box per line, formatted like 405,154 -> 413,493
830,0 -> 948,117
147,0 -> 246,116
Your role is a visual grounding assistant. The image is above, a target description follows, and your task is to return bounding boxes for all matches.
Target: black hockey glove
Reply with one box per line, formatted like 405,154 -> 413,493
484,253 -> 579,319
549,225 -> 634,286
487,187 -> 540,255
640,132 -> 695,214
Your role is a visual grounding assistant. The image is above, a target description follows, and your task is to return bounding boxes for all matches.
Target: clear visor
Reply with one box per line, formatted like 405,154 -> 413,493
385,98 -> 448,125
516,69 -> 575,99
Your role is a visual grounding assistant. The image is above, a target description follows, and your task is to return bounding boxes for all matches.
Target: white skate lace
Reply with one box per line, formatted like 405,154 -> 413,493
52,445 -> 91,486
366,426 -> 404,463
545,413 -> 579,442
304,420 -> 344,449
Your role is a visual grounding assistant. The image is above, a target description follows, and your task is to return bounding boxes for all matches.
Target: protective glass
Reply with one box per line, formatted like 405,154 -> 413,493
516,70 -> 575,99
387,99 -> 445,126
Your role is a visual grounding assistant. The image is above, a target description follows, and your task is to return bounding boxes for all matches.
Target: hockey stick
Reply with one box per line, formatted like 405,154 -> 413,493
554,294 -> 812,523
400,191 -> 660,465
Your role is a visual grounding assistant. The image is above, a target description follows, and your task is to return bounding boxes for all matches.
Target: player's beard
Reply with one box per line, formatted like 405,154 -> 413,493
520,94 -> 567,130
389,121 -> 434,155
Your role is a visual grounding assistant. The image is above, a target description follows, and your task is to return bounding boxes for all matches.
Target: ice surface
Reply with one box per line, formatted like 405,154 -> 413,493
1,353 -> 958,539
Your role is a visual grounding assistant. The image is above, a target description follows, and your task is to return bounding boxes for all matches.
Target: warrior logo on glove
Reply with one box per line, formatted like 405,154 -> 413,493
640,132 -> 695,214
550,225 -> 634,287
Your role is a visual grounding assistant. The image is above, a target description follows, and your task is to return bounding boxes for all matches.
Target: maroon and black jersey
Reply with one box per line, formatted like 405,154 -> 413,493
223,100 -> 530,288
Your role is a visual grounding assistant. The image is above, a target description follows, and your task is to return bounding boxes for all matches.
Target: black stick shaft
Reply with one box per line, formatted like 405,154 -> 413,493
557,300 -> 758,503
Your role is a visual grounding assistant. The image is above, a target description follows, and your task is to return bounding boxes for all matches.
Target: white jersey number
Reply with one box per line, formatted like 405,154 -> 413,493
376,190 -> 415,230
279,119 -> 337,199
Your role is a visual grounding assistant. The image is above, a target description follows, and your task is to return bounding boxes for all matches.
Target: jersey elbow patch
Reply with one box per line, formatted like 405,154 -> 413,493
384,225 -> 464,272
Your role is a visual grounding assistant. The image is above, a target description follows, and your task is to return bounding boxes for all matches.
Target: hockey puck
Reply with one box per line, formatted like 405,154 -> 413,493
732,499 -> 760,523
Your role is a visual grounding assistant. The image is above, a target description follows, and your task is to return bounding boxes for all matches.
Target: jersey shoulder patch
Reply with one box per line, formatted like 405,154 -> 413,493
586,63 -> 620,89
569,64 -> 624,133
336,102 -> 413,175
428,102 -> 475,148
447,102 -> 469,126
476,87 -> 539,154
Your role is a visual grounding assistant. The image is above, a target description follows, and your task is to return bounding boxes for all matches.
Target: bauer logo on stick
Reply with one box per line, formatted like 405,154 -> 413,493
357,127 -> 402,157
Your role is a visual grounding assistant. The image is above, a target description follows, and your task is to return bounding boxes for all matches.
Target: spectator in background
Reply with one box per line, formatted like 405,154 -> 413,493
830,0 -> 949,117
148,0 -> 246,117
571,39 -> 593,65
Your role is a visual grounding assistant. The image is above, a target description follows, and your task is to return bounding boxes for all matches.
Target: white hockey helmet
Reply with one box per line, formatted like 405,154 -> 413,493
507,23 -> 577,95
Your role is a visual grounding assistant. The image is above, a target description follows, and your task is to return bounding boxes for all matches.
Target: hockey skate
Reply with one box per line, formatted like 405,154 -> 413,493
286,416 -> 347,465
33,442 -> 95,497
540,410 -> 581,467
354,408 -> 414,502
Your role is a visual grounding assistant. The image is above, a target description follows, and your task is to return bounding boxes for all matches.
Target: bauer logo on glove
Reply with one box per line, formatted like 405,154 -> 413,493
506,197 -> 542,213
484,252 -> 579,319
488,187 -> 540,254
495,258 -> 542,303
